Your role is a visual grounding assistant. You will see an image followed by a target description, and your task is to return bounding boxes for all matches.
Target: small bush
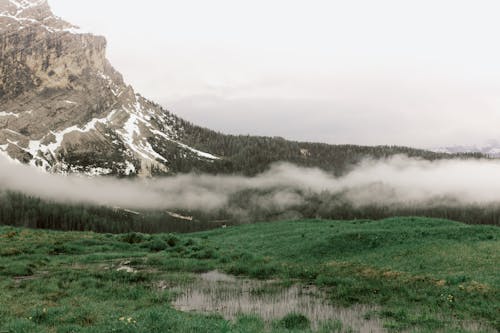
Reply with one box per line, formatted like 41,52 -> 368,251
162,234 -> 179,247
145,238 -> 169,252
121,232 -> 148,244
190,248 -> 218,260
49,243 -> 81,255
447,275 -> 469,285
278,313 -> 310,330
183,238 -> 195,246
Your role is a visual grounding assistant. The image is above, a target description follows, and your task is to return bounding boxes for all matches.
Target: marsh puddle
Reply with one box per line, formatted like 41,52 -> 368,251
173,271 -> 385,332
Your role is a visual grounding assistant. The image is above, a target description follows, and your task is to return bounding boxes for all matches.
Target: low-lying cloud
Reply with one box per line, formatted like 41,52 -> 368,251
1,156 -> 500,212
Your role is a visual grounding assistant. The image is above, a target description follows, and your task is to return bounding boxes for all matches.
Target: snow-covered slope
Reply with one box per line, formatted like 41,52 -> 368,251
0,0 -> 218,176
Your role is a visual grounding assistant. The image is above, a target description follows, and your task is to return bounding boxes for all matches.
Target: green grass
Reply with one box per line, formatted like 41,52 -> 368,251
0,217 -> 498,332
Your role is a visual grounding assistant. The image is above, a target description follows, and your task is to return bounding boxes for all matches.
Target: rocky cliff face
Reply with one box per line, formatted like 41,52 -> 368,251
0,0 -> 218,175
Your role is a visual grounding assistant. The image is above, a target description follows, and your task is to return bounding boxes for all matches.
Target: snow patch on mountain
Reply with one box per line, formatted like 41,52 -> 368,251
0,0 -> 86,34
0,111 -> 19,118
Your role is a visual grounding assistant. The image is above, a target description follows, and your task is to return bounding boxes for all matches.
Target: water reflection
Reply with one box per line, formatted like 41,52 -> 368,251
173,271 -> 385,332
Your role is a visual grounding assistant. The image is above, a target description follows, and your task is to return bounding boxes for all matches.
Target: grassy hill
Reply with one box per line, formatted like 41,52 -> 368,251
0,217 -> 498,332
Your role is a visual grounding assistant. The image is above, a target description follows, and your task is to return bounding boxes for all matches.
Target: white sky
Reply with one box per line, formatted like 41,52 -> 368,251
48,0 -> 500,148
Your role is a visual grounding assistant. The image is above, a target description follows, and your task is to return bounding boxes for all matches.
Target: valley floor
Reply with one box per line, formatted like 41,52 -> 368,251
0,217 -> 498,333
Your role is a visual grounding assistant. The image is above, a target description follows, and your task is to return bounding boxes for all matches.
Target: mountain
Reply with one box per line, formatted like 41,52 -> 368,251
432,141 -> 500,158
0,0 -> 221,176
0,0 -> 483,177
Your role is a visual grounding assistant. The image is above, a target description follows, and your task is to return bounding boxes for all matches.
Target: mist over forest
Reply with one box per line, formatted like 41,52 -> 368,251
2,155 -> 500,233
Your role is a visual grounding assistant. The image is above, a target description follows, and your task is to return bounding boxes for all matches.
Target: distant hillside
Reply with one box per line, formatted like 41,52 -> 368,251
173,119 -> 485,176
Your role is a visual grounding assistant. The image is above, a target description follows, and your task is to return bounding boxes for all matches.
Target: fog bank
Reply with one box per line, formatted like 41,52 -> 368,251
1,156 -> 499,211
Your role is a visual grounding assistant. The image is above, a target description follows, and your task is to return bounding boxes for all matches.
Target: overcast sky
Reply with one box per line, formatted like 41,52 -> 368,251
48,0 -> 500,148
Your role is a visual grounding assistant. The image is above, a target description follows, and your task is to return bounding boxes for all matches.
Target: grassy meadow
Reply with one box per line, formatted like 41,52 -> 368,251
0,217 -> 498,332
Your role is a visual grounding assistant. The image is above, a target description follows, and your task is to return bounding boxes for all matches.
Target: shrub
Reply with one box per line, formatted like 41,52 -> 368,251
162,233 -> 179,247
183,238 -> 195,246
121,232 -> 148,244
190,248 -> 218,260
145,238 -> 169,252
48,243 -> 81,255
278,313 -> 310,330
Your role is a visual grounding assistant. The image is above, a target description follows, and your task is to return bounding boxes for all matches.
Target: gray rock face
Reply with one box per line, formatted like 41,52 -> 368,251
0,0 -> 218,175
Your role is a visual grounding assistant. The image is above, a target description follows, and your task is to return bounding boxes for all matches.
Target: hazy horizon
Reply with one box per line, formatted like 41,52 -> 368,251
4,155 -> 500,212
48,0 -> 500,149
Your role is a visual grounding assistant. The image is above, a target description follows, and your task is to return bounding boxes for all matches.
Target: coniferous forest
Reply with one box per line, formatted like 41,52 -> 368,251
1,189 -> 499,234
147,108 -> 486,176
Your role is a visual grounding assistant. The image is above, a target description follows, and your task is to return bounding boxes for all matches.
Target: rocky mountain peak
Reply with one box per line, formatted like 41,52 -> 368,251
1,0 -> 51,17
0,0 -> 218,176
0,0 -> 78,32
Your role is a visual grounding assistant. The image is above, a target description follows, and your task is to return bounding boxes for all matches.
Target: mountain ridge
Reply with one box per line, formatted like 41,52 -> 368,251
0,0 -> 484,176
0,0 -> 221,176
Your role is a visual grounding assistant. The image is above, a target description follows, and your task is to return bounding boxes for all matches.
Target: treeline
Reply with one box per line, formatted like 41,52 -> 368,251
1,190 -> 499,234
0,192 -> 227,234
149,110 -> 485,176
225,190 -> 500,227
